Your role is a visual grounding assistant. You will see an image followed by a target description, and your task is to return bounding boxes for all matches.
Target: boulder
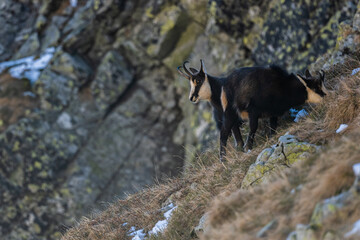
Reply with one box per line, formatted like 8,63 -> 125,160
242,135 -> 319,188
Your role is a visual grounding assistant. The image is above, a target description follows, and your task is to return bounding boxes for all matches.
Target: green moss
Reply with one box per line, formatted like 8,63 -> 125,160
161,19 -> 175,36
28,184 -> 40,193
146,7 -> 155,18
12,141 -> 20,152
209,1 -> 217,17
34,161 -> 42,169
33,223 -> 41,234
7,206 -> 17,219
38,171 -> 48,178
202,111 -> 212,122
60,188 -> 71,197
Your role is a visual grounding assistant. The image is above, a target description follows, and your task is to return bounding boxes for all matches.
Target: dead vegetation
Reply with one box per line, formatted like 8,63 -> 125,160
62,58 -> 360,240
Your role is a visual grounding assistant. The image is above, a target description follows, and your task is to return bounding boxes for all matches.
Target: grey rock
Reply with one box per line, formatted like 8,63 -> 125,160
193,213 -> 209,237
242,135 -> 319,188
50,51 -> 92,84
41,24 -> 60,50
13,33 -> 40,60
91,50 -> 134,111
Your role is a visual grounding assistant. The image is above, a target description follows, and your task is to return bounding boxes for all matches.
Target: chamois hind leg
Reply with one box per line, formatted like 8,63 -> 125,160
231,122 -> 244,151
220,110 -> 236,162
269,116 -> 278,136
244,113 -> 259,151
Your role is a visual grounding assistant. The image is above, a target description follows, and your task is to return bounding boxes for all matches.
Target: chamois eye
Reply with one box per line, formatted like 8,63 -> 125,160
196,79 -> 202,84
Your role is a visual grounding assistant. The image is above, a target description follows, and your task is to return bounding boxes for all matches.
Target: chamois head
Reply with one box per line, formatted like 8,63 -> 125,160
178,59 -> 211,103
297,69 -> 327,103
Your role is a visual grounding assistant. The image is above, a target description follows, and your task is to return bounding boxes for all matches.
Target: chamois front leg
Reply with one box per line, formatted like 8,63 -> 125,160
231,122 -> 244,151
269,116 -> 278,136
244,112 -> 259,151
220,110 -> 236,162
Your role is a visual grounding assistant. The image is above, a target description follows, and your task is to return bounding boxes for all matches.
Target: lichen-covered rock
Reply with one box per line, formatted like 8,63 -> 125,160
0,0 -> 36,61
90,50 -> 134,111
287,224 -> 317,240
286,163 -> 360,240
242,135 -> 319,188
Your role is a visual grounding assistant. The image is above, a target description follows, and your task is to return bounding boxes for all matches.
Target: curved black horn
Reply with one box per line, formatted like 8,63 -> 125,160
177,66 -> 190,80
183,61 -> 193,76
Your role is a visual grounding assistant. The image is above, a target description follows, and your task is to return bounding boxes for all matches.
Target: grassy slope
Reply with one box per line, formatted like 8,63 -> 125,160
62,58 -> 360,240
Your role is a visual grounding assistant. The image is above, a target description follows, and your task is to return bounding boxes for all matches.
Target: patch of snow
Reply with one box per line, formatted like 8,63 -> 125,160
336,124 -> 348,133
23,91 -> 36,98
353,163 -> 360,177
122,222 -> 128,226
0,47 -> 55,84
294,109 -> 308,122
149,203 -> 178,236
128,228 -> 146,240
70,0 -> 77,7
344,219 -> 360,238
351,67 -> 360,76
289,108 -> 298,118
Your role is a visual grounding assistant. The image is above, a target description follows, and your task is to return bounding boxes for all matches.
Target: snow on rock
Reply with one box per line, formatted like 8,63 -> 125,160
353,163 -> 360,177
294,109 -> 308,122
149,203 -> 178,236
128,227 -> 146,240
336,124 -> 348,133
0,47 -> 55,83
351,67 -> 360,76
126,203 -> 177,239
70,0 -> 77,7
345,219 -> 360,238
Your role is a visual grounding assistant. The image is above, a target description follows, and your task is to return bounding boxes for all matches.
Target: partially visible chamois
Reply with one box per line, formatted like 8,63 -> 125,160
179,60 -> 327,162
177,60 -> 244,149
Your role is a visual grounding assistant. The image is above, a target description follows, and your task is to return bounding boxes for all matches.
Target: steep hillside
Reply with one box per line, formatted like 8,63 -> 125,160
1,0 -> 360,239
62,3 -> 360,239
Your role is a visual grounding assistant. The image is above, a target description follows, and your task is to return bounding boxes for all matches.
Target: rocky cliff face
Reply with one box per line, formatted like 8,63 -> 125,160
0,0 -> 358,239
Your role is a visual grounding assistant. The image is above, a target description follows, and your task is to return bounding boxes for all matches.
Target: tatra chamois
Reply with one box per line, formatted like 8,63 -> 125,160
179,60 -> 327,162
220,65 -> 327,160
177,60 -> 244,149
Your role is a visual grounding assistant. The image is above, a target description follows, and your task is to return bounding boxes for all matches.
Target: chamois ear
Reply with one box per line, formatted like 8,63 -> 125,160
318,70 -> 325,82
190,67 -> 198,74
199,59 -> 208,76
297,74 -> 310,87
305,69 -> 312,78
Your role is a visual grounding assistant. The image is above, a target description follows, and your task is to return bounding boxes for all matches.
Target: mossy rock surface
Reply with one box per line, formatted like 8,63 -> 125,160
242,135 -> 319,188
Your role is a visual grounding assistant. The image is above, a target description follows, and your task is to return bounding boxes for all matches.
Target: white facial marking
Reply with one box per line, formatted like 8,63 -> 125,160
296,76 -> 323,104
189,80 -> 196,101
198,75 -> 211,101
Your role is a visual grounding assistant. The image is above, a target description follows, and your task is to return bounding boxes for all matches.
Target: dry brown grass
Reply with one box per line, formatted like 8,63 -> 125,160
203,130 -> 360,240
